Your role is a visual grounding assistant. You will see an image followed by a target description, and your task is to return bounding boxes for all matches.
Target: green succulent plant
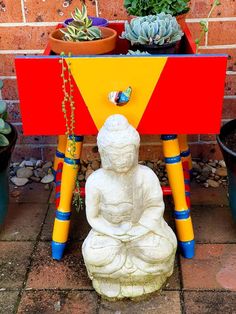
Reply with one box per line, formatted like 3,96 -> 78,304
121,13 -> 183,46
60,5 -> 102,42
124,0 -> 190,17
0,99 -> 11,147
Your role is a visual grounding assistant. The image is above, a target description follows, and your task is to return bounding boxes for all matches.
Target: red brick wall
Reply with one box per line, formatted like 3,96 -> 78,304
0,0 -> 236,161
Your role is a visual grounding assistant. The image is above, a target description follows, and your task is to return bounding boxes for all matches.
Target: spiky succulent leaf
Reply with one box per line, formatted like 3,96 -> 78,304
0,100 -> 7,114
0,121 -> 11,135
0,134 -> 9,146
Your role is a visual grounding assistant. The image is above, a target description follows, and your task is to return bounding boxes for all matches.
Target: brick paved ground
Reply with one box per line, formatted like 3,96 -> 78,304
0,182 -> 236,313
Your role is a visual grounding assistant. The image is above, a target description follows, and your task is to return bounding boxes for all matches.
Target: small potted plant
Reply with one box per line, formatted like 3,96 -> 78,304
63,7 -> 108,28
0,81 -> 17,224
49,5 -> 117,55
120,13 -> 184,54
124,0 -> 190,28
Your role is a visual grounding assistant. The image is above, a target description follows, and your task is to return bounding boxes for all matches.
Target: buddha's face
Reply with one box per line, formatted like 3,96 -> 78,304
101,145 -> 137,173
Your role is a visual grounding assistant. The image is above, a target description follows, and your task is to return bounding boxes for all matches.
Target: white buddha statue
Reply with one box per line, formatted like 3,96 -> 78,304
82,114 -> 177,299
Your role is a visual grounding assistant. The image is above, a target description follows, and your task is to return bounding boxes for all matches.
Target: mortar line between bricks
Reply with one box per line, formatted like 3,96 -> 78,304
13,202 -> 51,314
177,254 -> 186,314
20,0 -> 26,23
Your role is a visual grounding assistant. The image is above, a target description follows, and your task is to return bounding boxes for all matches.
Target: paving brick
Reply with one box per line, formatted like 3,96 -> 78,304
162,258 -> 181,291
99,291 -> 181,314
0,0 -> 23,22
99,0 -> 129,20
18,290 -> 98,314
190,182 -> 228,206
0,203 -> 48,241
1,79 -> 18,101
24,0 -> 97,23
188,0 -> 236,18
191,205 -> 236,243
9,182 -> 52,204
0,26 -> 55,50
0,291 -> 19,314
181,244 -> 236,290
208,21 -> 236,46
184,291 -> 236,314
222,98 -> 236,119
225,75 -> 236,96
26,241 -> 92,289
41,204 -> 91,241
0,242 -> 33,289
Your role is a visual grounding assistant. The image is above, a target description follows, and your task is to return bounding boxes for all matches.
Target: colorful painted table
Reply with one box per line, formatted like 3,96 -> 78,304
15,23 -> 227,260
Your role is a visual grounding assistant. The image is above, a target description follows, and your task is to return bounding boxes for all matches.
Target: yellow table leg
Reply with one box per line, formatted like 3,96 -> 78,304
161,135 -> 195,258
53,135 -> 67,176
52,135 -> 83,260
178,134 -> 192,172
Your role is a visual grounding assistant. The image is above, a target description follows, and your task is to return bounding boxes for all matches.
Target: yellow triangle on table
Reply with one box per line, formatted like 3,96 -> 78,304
66,57 -> 167,130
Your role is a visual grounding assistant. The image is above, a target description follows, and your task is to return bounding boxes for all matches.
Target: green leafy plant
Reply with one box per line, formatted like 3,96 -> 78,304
60,5 -> 102,42
0,82 -> 11,147
195,0 -> 221,53
124,0 -> 190,17
121,13 -> 183,46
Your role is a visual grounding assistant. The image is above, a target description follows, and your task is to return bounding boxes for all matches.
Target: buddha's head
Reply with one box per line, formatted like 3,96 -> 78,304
97,114 -> 140,173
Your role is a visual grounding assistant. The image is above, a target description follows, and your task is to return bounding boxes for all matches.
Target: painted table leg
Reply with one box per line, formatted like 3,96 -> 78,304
178,134 -> 192,208
178,134 -> 192,172
161,135 -> 195,258
53,135 -> 67,177
52,135 -> 84,260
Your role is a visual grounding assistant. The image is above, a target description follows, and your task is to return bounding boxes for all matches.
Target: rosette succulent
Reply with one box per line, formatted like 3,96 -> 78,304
121,13 -> 184,46
60,5 -> 102,42
124,0 -> 190,17
0,100 -> 11,147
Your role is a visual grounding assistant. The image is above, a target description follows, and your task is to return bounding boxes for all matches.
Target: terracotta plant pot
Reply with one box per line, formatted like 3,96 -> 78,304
176,12 -> 188,30
49,27 -> 117,55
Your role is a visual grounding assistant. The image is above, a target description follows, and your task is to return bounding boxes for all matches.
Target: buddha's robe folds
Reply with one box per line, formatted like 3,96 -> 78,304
82,165 -> 177,281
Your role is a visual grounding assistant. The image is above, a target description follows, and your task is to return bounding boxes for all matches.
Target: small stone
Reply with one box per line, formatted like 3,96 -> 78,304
208,161 -> 217,167
215,167 -> 227,177
41,174 -> 54,184
10,190 -> 21,198
198,175 -> 207,182
12,162 -> 20,167
219,160 -> 226,168
91,160 -> 100,171
16,167 -> 33,179
19,160 -> 26,167
203,182 -> 209,188
11,177 -> 29,186
30,176 -> 41,182
85,169 -> 94,180
36,169 -> 45,178
36,160 -> 43,168
78,174 -> 85,181
42,161 -> 53,169
54,301 -> 61,312
24,160 -> 34,167
81,165 -> 87,174
44,184 -> 50,191
207,179 -> 220,188
192,164 -> 202,173
214,175 -> 220,181
146,162 -> 154,169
